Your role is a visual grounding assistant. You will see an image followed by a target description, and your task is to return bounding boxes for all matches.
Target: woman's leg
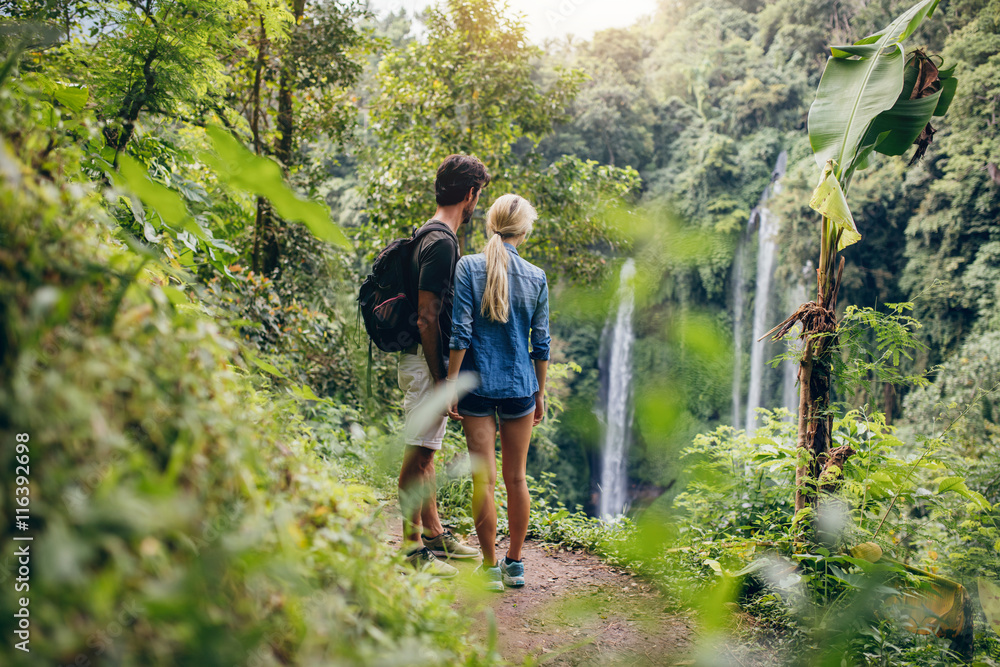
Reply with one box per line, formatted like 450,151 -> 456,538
498,413 -> 533,562
463,415 -> 499,565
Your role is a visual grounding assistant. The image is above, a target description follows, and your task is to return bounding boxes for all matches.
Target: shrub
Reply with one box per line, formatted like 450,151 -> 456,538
0,75 -> 495,667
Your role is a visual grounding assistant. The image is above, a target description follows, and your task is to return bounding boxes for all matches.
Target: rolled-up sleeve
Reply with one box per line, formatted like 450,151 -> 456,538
529,277 -> 550,361
449,257 -> 474,350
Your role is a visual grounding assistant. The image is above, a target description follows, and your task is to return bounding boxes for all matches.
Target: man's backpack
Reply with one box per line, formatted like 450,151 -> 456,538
358,223 -> 448,354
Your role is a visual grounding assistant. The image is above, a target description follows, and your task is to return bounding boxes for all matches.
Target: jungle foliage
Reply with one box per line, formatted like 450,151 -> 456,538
0,0 -> 998,664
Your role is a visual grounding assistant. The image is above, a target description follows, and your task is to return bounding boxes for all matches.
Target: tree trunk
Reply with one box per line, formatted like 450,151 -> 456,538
253,0 -> 306,277
249,14 -> 275,275
883,383 -> 895,424
106,44 -> 160,165
795,338 -> 833,514
250,14 -> 267,156
274,0 -> 306,168
791,256 -> 844,524
252,197 -> 277,275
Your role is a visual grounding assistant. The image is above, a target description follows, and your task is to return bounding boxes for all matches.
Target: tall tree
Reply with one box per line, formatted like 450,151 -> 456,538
365,0 -> 638,282
85,0 -> 251,162
248,0 -> 368,275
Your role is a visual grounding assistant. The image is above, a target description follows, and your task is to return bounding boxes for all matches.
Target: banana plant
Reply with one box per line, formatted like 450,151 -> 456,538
775,0 -> 957,517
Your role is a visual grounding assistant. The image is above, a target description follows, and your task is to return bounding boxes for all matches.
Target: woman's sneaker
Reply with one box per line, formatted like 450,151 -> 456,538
474,563 -> 504,592
405,547 -> 458,578
500,556 -> 525,588
423,530 -> 479,559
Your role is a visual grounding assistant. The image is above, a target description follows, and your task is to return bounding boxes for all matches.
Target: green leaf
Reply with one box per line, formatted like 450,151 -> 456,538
809,45 -> 904,173
161,286 -> 189,305
52,84 -> 88,113
808,0 -> 942,173
855,0 -> 941,45
830,44 -> 882,59
934,76 -> 958,116
853,54 -> 955,157
936,476 -> 965,494
116,156 -> 203,239
810,161 -> 861,250
202,127 -> 350,250
936,476 -> 992,511
978,578 -> 1000,635
246,353 -> 288,380
288,383 -> 330,404
863,94 -> 941,156
854,130 -> 891,171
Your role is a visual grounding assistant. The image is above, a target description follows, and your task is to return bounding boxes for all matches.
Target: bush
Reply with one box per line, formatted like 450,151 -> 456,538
0,76 -> 496,667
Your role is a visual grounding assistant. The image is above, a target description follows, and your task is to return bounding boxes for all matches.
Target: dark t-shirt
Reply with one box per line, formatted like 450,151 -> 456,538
406,220 -> 460,363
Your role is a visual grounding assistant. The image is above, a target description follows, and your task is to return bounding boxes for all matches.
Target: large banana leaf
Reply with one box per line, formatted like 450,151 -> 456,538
808,0 -> 942,176
859,56 -> 958,158
863,96 -> 939,156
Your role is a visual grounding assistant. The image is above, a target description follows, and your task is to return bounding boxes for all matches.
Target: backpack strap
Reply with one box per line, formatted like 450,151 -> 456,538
366,339 -> 373,398
403,221 -> 457,302
411,220 -> 455,242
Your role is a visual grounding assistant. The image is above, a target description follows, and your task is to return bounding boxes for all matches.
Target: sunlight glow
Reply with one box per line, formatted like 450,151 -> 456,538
370,0 -> 659,43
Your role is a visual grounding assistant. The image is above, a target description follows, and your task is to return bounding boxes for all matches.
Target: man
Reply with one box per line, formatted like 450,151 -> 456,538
399,154 -> 490,576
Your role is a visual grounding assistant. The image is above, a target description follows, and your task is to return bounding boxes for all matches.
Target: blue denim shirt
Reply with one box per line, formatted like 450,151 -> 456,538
449,243 -> 550,399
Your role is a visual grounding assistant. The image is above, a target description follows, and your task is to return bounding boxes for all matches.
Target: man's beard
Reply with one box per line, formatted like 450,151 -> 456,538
460,199 -> 476,226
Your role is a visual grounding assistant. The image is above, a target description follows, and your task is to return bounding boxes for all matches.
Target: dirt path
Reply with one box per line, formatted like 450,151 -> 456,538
384,512 -> 693,665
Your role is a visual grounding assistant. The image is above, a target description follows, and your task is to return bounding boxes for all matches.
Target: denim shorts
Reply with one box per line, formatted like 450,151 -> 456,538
457,393 -> 536,421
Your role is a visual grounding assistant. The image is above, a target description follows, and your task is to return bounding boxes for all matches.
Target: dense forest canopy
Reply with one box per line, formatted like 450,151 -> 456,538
1,0 -> 999,664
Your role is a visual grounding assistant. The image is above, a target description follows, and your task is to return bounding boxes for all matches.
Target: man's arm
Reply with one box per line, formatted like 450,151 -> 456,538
417,289 -> 445,382
415,234 -> 460,383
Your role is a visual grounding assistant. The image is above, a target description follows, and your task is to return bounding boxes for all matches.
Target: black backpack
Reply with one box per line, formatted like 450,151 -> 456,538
357,223 -> 450,393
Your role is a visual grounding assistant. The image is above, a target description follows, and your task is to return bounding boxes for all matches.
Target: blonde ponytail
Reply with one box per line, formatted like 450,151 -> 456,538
482,233 -> 510,323
481,194 -> 537,323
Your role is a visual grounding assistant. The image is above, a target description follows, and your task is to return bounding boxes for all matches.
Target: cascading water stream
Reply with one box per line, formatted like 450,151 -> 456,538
598,259 -> 636,520
731,231 -> 748,431
744,150 -> 787,435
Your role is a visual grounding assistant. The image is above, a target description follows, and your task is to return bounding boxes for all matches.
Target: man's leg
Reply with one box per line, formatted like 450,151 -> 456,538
398,442 -> 458,578
399,445 -> 432,545
399,422 -> 448,545
419,452 -> 445,540
398,351 -> 448,547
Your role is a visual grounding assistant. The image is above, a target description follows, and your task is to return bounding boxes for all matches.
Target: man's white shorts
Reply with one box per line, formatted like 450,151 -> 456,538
398,346 -> 448,450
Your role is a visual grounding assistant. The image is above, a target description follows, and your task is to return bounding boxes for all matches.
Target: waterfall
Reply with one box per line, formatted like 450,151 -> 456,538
744,150 -> 788,435
598,259 -> 636,520
730,229 -> 748,431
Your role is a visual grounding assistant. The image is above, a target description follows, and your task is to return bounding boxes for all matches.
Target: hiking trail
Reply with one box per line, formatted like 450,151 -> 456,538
384,510 -> 694,665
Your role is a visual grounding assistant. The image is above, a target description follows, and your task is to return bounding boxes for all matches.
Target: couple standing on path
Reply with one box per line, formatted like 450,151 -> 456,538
397,154 -> 551,592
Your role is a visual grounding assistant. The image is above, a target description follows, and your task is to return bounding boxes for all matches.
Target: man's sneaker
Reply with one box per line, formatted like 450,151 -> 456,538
423,530 -> 479,559
474,563 -> 504,592
500,556 -> 525,588
406,547 -> 458,578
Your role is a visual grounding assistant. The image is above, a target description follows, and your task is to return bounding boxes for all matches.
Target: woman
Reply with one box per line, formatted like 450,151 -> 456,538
446,193 -> 550,592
